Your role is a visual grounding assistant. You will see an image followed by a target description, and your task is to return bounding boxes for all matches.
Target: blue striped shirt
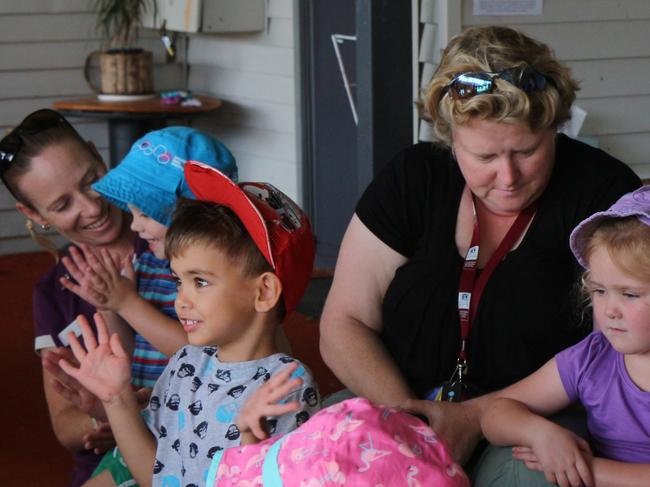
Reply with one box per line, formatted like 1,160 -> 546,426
131,252 -> 178,388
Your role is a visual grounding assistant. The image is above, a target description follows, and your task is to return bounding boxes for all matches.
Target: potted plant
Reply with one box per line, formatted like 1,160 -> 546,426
84,0 -> 155,96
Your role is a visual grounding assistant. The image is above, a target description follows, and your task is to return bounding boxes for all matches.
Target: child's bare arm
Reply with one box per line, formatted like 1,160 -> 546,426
58,313 -> 156,487
590,458 -> 650,487
236,362 -> 303,445
482,397 -> 593,486
481,359 -> 594,486
492,358 -> 573,415
513,449 -> 650,487
112,292 -> 187,356
61,245 -> 187,355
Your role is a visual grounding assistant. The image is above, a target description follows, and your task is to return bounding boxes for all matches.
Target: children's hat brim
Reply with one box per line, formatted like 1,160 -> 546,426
93,165 -> 180,226
570,185 -> 650,268
184,161 -> 315,315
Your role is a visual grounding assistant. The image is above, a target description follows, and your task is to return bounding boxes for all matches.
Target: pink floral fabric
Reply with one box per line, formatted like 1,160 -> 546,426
211,398 -> 469,486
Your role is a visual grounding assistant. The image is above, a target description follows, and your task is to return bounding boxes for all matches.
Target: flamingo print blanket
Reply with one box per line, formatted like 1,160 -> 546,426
207,397 -> 469,486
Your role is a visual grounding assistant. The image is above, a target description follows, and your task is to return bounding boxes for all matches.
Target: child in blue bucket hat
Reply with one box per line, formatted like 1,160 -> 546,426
57,126 -> 237,486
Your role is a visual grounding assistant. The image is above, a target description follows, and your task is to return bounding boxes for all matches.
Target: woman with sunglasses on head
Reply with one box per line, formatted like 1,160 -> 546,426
0,109 -> 139,486
319,25 -> 641,484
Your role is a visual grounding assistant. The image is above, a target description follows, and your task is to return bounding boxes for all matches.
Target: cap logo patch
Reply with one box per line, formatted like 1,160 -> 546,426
243,183 -> 302,232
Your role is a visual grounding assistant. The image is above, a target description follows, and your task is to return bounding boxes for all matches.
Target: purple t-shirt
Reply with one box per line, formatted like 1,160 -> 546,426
556,331 -> 650,463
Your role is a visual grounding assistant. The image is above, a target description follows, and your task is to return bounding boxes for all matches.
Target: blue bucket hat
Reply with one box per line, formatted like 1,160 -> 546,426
92,126 -> 237,226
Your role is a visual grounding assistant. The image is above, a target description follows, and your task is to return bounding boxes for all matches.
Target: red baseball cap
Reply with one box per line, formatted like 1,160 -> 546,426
184,161 -> 315,316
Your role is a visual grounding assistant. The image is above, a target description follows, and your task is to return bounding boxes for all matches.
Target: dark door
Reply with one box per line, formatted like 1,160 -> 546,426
298,1 -> 413,268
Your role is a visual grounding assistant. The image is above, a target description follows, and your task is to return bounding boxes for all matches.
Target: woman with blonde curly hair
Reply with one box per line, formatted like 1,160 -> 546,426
319,25 -> 640,483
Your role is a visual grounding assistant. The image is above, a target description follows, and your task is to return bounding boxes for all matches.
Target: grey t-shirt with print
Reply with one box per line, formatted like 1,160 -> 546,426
144,345 -> 320,487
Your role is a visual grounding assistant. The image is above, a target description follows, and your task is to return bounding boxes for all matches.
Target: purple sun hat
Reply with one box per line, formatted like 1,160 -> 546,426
570,185 -> 650,268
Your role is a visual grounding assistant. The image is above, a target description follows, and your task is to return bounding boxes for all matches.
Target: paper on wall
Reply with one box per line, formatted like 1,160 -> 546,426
558,105 -> 587,138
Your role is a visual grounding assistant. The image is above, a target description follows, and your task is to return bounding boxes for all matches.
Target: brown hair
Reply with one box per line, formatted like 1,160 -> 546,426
2,114 -> 101,207
166,198 -> 273,279
423,26 -> 579,147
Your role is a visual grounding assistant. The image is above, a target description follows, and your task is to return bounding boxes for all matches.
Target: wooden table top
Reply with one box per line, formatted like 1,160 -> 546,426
53,94 -> 222,114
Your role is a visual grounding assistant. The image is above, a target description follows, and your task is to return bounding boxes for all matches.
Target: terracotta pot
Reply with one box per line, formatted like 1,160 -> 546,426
84,48 -> 153,95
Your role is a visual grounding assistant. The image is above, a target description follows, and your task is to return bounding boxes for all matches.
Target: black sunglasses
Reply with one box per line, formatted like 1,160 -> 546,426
442,66 -> 548,100
0,109 -> 69,170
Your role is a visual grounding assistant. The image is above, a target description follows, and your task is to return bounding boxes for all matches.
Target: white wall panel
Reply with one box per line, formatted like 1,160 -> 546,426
0,1 -> 93,14
187,38 -> 293,75
193,120 -> 297,164
462,1 -> 650,24
267,0 -> 292,19
516,21 -> 650,61
579,97 -> 650,135
568,58 -> 650,98
191,97 -> 296,135
186,7 -> 299,204
189,65 -> 295,105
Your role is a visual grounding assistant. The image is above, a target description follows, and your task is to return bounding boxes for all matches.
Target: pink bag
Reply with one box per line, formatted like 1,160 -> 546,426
207,397 -> 469,486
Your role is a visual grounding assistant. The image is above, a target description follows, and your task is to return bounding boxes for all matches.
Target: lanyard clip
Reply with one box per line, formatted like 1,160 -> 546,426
449,357 -> 468,384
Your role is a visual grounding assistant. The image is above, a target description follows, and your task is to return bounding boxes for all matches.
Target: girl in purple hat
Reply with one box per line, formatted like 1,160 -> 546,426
478,186 -> 650,487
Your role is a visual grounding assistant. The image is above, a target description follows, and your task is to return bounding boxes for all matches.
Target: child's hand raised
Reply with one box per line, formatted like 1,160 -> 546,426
60,244 -> 137,312
236,361 -> 303,444
58,313 -> 133,404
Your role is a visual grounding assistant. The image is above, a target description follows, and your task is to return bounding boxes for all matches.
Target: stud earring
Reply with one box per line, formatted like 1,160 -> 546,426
40,223 -> 51,231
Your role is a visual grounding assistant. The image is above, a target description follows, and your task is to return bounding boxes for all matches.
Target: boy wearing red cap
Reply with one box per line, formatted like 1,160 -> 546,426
59,162 -> 319,487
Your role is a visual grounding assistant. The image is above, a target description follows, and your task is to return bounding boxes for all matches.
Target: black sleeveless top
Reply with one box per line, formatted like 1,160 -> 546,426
356,135 -> 641,397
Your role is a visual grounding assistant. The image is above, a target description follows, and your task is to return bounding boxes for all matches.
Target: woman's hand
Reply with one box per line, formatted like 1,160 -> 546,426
82,420 -> 115,454
518,422 -> 593,487
235,362 -> 302,444
58,313 -> 132,404
42,347 -> 108,422
401,398 -> 483,464
60,244 -> 137,312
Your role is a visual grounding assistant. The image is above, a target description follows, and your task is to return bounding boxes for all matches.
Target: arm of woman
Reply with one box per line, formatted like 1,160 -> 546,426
319,214 -> 412,406
42,355 -> 114,454
403,355 -> 576,464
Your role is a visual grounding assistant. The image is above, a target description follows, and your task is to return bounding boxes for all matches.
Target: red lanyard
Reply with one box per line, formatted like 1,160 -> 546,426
456,196 -> 537,372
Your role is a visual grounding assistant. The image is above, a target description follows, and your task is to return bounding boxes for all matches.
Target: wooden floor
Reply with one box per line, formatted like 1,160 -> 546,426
0,251 -> 340,486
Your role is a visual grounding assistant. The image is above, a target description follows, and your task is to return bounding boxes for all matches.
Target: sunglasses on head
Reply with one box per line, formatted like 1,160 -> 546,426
442,66 -> 548,100
0,109 -> 68,170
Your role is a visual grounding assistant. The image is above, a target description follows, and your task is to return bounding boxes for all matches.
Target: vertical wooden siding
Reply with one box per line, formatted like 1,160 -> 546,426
0,0 -> 181,255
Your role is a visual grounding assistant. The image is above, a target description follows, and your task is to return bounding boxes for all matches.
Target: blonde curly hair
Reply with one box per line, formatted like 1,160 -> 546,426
582,217 -> 650,285
423,26 -> 579,147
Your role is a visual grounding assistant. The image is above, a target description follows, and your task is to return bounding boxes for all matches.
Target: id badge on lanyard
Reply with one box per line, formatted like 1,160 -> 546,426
435,195 -> 536,402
